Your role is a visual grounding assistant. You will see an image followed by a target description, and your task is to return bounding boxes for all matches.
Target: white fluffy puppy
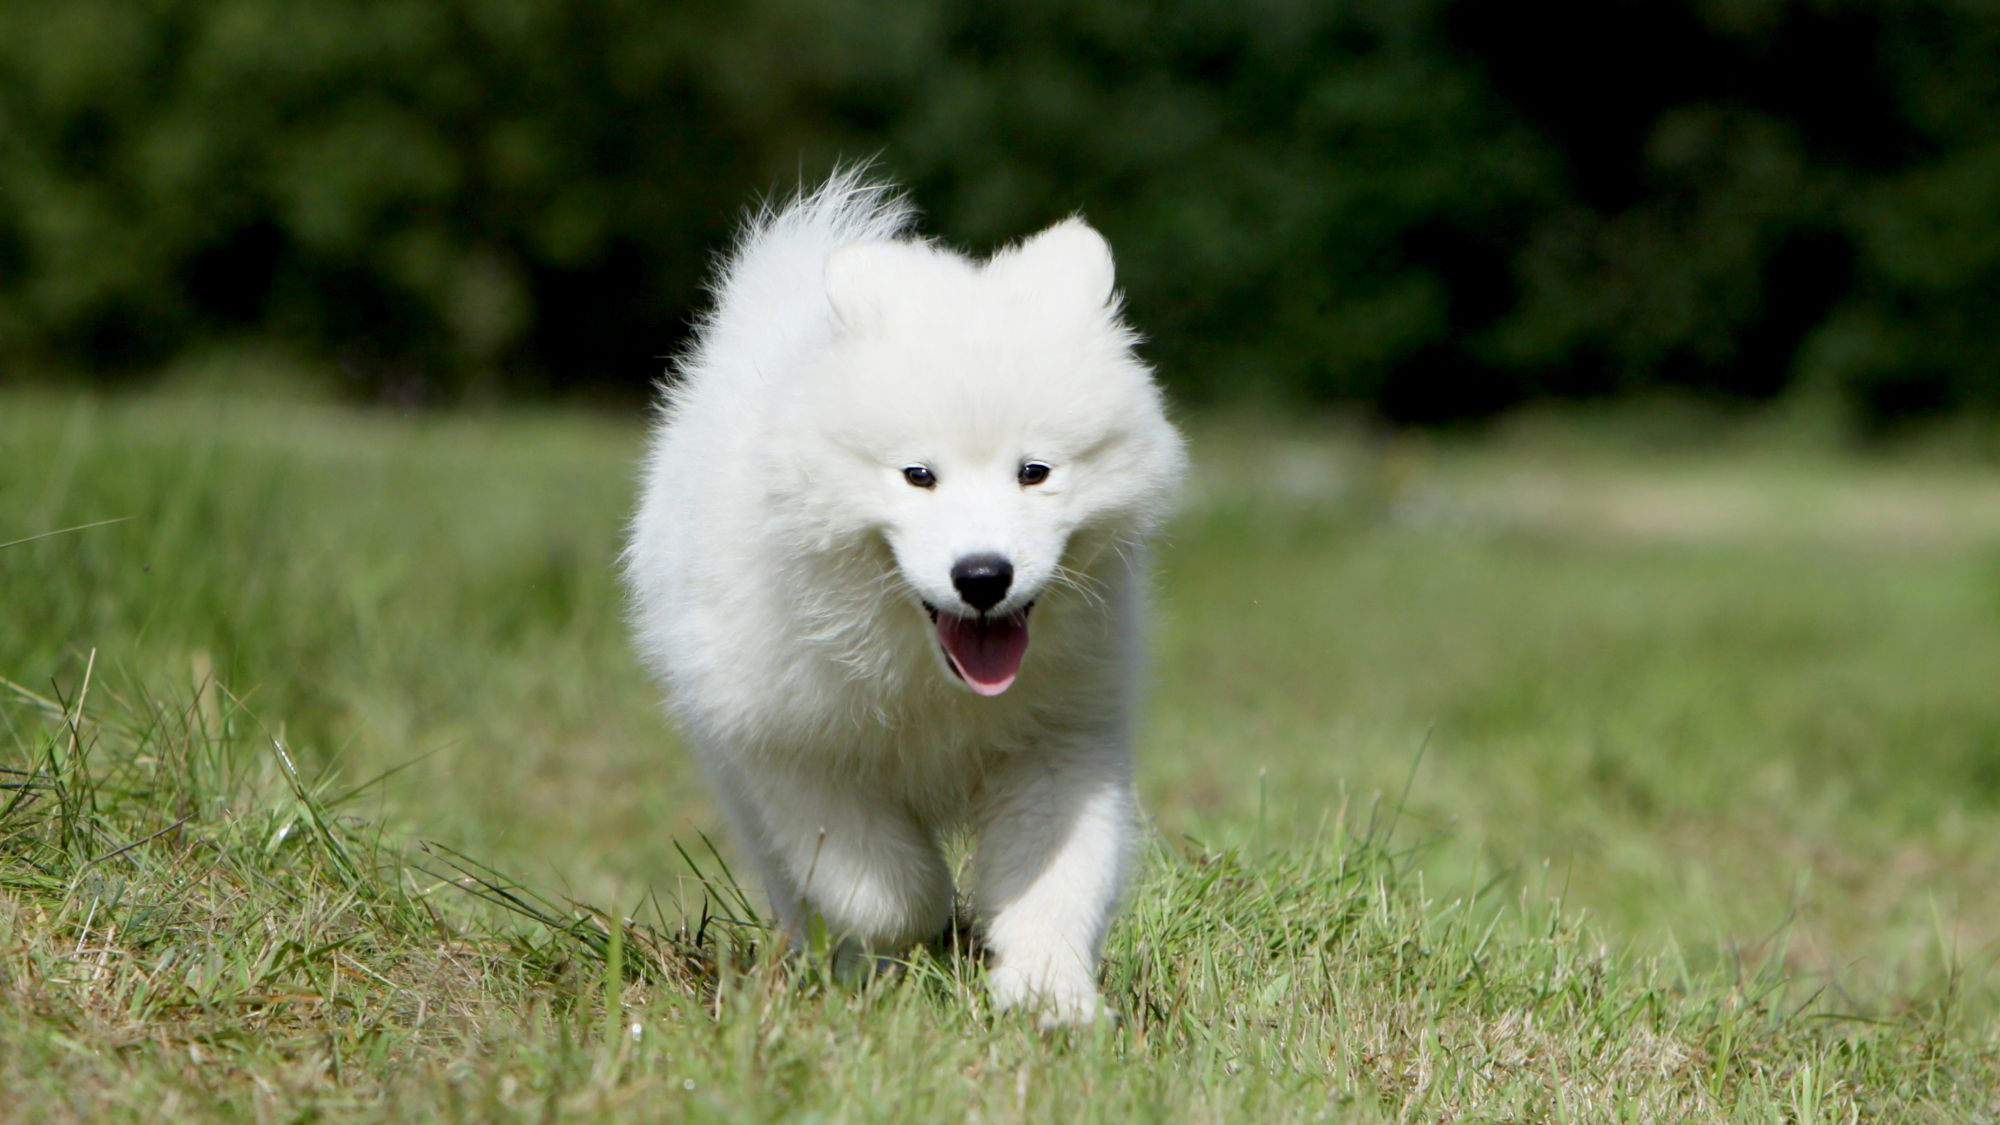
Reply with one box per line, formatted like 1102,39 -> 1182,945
625,172 -> 1185,1023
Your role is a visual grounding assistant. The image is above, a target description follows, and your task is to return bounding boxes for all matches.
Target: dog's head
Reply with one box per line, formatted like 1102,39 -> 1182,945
776,219 -> 1185,695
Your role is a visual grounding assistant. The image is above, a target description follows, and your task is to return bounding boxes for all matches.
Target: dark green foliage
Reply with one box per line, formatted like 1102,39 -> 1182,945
1,0 -> 1996,419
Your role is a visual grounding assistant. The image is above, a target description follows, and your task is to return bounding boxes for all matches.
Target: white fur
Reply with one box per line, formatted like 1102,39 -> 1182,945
624,170 -> 1185,1024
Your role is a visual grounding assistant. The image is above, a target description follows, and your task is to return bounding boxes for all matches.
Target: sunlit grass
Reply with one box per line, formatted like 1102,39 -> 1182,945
3,390 -> 1996,1120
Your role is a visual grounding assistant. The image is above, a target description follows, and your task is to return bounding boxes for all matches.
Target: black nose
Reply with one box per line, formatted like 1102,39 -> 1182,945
950,553 -> 1013,613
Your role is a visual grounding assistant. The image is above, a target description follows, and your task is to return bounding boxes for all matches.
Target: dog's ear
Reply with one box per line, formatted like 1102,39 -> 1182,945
990,218 -> 1117,311
825,242 -> 905,329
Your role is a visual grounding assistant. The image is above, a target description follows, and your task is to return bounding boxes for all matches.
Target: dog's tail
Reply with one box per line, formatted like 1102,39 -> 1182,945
679,165 -> 916,391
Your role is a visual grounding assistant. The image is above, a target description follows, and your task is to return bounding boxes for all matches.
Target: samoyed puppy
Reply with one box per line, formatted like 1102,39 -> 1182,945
625,171 -> 1185,1024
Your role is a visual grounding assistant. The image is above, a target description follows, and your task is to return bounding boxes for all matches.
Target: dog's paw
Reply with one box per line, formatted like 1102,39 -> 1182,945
988,961 -> 1104,1028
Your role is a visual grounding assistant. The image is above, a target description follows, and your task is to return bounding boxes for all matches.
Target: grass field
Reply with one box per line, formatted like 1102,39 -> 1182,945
3,389 -> 1997,1121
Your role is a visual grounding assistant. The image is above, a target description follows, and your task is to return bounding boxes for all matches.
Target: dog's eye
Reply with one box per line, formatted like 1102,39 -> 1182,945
903,465 -> 937,489
1018,461 -> 1051,487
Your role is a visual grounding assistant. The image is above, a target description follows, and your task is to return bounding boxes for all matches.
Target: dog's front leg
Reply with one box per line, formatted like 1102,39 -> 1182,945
970,742 -> 1135,1025
731,765 -> 955,960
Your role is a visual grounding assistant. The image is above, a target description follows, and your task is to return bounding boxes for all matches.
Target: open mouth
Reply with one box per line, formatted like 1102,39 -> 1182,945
923,601 -> 1034,696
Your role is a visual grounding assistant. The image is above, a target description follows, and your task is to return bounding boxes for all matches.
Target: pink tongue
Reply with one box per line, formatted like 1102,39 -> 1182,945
936,613 -> 1031,696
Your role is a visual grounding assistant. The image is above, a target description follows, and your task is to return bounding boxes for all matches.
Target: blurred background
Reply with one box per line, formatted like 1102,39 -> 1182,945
3,0 -> 1997,429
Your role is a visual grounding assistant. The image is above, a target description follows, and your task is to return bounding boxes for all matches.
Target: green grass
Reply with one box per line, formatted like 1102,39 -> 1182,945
3,389 -> 1997,1121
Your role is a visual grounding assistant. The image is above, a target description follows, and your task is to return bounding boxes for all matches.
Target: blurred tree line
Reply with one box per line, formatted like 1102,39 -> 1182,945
1,0 -> 1996,421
